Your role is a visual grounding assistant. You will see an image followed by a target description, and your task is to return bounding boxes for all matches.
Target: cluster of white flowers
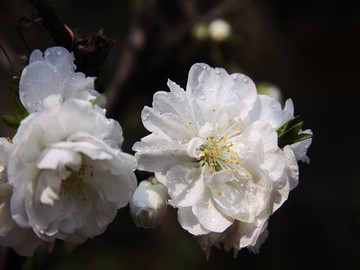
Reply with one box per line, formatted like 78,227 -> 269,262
0,46 -> 312,258
132,63 -> 312,257
0,47 -> 137,256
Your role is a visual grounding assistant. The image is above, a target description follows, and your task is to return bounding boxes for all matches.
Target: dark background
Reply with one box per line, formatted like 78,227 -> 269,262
0,0 -> 359,269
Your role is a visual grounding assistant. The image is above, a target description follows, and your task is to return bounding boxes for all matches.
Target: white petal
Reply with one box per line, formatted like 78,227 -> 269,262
284,98 -> 294,115
178,207 -> 209,235
154,172 -> 166,185
223,219 -> 268,254
186,63 -> 257,124
19,61 -> 64,113
192,192 -> 233,233
283,145 -> 299,190
207,169 -> 268,222
36,147 -> 81,177
166,164 -> 205,207
186,137 -> 204,158
246,95 -> 294,129
141,106 -> 195,141
290,129 -> 313,163
133,139 -> 191,173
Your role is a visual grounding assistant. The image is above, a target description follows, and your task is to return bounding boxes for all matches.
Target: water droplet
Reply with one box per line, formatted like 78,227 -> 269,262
209,87 -> 213,92
242,76 -> 249,83
73,64 -> 77,70
142,112 -> 150,121
211,216 -> 217,223
55,48 -> 63,56
232,74 -> 238,80
200,95 -> 205,100
186,189 -> 190,193
45,51 -> 51,57
201,88 -> 205,93
214,69 -> 221,75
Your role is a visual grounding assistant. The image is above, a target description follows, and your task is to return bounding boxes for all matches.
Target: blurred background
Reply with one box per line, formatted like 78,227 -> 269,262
0,0 -> 359,269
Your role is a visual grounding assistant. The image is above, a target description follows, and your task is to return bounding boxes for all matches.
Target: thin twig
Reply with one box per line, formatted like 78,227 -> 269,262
29,0 -> 73,49
0,43 -> 18,75
105,0 -> 253,118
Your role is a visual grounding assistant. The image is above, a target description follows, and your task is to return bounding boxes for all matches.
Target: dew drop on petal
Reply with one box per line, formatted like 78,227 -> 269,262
232,74 -> 238,80
242,76 -> 249,83
142,113 -> 150,121
215,69 -> 221,75
200,95 -> 205,100
55,48 -> 63,56
211,216 -> 217,223
209,87 -> 213,92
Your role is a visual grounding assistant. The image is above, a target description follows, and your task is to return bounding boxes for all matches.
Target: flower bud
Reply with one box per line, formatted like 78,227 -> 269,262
208,19 -> 231,42
130,177 -> 169,229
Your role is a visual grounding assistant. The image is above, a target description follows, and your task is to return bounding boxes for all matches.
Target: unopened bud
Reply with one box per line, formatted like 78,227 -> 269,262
129,177 -> 169,229
208,19 -> 231,42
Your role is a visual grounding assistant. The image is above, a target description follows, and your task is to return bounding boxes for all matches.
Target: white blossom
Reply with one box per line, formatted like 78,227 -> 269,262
7,97 -> 137,243
0,138 -> 50,256
129,177 -> 169,228
19,46 -> 105,113
133,63 -> 312,256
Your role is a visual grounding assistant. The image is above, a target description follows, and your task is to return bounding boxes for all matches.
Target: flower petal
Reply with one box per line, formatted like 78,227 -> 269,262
133,136 -> 191,173
178,207 -> 209,235
166,164 -> 205,207
192,191 -> 233,233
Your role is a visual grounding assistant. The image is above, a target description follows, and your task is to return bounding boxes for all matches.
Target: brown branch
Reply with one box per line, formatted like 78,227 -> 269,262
26,0 -> 113,78
105,0 -> 253,118
105,12 -> 148,117
29,0 -> 73,50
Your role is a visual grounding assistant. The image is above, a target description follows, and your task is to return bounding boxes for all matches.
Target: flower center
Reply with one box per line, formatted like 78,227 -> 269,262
196,135 -> 240,173
60,164 -> 94,201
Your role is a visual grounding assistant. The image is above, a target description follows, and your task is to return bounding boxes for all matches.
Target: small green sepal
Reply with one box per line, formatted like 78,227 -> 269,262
1,115 -> 21,129
277,116 -> 313,148
1,76 -> 28,129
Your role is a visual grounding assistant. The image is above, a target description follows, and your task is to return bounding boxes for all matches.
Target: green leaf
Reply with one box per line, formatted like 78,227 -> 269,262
2,76 -> 28,129
277,116 -> 313,148
1,114 -> 20,129
12,94 -> 28,120
9,76 -> 20,94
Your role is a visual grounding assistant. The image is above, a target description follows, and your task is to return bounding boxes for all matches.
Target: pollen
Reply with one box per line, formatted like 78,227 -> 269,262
60,164 -> 94,202
196,134 -> 241,173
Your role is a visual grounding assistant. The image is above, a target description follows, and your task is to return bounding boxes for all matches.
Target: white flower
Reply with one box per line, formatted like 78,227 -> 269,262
208,19 -> 231,42
133,63 -> 312,256
19,46 -> 105,113
7,98 -> 137,243
0,138 -> 51,256
129,176 -> 169,228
